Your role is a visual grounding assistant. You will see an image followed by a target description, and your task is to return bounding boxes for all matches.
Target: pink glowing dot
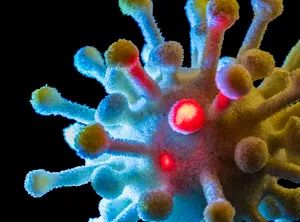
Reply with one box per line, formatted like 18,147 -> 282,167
168,99 -> 205,134
159,153 -> 175,171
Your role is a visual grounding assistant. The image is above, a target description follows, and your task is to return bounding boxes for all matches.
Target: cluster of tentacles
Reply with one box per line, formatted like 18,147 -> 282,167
25,0 -> 299,221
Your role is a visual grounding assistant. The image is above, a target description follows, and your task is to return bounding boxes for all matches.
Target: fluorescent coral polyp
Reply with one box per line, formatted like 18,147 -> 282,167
25,0 -> 300,221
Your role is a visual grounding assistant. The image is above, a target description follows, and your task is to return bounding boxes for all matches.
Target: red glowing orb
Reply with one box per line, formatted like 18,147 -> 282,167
168,99 -> 205,134
159,153 -> 176,171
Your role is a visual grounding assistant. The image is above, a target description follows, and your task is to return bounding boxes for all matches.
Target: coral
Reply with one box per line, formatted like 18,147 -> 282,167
25,0 -> 299,221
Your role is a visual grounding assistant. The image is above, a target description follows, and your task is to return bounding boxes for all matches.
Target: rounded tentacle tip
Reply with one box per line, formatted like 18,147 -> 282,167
75,123 -> 110,159
148,41 -> 184,71
95,93 -> 129,126
24,169 -> 54,198
105,39 -> 139,68
138,189 -> 174,221
204,201 -> 235,222
91,166 -> 124,199
194,0 -> 209,17
30,86 -> 64,114
119,0 -> 152,16
251,0 -> 284,21
235,137 -> 269,173
74,46 -> 105,78
207,0 -> 240,29
241,49 -> 275,80
215,64 -> 253,100
186,0 -> 209,23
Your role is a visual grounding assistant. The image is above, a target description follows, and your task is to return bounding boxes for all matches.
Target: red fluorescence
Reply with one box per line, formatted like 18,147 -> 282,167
159,153 -> 176,171
168,99 -> 205,134
214,92 -> 232,112
208,14 -> 233,30
129,63 -> 161,100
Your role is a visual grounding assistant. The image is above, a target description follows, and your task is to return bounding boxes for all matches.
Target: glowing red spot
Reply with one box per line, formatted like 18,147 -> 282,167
128,63 -> 161,100
159,153 -> 175,171
214,92 -> 232,112
168,99 -> 205,134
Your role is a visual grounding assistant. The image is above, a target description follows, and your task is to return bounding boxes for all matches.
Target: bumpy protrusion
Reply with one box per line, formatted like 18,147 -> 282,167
185,0 -> 209,67
258,68 -> 291,99
74,46 -> 106,83
25,165 -> 99,198
269,116 -> 300,155
119,0 -> 163,49
74,122 -> 150,159
291,68 -> 300,87
98,188 -> 140,222
32,86 -> 63,109
206,0 -> 239,29
252,0 -> 284,20
212,64 -> 253,113
75,123 -> 109,159
235,137 -> 269,173
91,166 -> 124,199
271,102 -> 300,132
25,0 -> 300,221
200,170 -> 235,222
74,45 -> 141,104
104,68 -> 141,104
63,122 -> 85,152
191,23 -> 207,67
237,0 -> 283,61
215,64 -> 253,100
25,169 -> 55,198
95,93 -> 130,126
204,201 -> 235,222
94,92 -> 156,144
148,41 -> 184,72
254,69 -> 300,121
186,0 -> 209,24
105,39 -> 161,101
138,190 -> 174,221
282,40 -> 300,72
119,0 -> 151,15
105,39 -> 139,68
241,49 -> 275,80
200,0 -> 239,91
30,86 -> 95,124
281,116 -> 300,152
264,157 -> 300,183
148,41 -> 184,87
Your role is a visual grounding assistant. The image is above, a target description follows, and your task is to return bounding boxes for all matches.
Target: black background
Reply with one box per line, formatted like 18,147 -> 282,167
19,0 -> 299,221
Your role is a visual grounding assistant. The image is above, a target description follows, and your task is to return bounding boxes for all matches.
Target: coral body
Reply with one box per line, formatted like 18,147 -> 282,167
25,0 -> 300,221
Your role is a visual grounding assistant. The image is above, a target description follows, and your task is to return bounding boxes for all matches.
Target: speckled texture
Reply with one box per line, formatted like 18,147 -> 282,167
25,0 -> 299,221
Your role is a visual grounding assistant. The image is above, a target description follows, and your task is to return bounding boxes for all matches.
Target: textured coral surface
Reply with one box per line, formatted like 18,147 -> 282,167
24,0 -> 299,221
